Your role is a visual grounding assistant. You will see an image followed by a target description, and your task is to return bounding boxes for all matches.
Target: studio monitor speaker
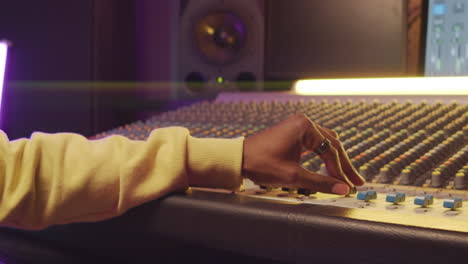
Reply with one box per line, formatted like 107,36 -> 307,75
174,0 -> 264,97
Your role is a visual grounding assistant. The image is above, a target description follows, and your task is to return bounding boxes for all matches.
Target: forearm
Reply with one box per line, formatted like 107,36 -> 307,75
0,128 -> 243,230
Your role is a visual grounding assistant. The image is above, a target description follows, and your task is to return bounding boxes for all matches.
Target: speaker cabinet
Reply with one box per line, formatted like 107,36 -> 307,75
175,0 -> 264,97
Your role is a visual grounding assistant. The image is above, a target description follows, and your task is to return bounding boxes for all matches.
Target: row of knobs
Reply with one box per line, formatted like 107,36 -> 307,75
357,190 -> 463,209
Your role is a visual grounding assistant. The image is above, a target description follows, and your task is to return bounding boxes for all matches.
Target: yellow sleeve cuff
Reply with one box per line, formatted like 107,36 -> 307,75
187,136 -> 244,190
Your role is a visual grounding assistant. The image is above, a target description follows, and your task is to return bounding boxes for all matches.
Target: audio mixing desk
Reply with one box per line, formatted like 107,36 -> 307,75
1,91 -> 468,263
93,91 -> 468,263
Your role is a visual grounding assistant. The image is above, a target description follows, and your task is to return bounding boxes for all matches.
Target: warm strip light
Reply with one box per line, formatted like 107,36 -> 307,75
294,77 -> 468,96
0,41 -> 7,109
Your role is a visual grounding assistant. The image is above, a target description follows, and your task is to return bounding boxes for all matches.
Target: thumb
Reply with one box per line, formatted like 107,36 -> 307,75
295,166 -> 350,195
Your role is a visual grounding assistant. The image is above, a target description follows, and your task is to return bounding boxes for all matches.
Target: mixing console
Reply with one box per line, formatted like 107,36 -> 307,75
92,93 -> 468,230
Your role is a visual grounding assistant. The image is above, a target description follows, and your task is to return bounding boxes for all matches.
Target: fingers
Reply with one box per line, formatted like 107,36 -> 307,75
298,114 -> 365,187
296,166 -> 350,195
300,116 -> 353,187
322,127 -> 339,140
320,141 -> 355,187
318,126 -> 366,186
254,164 -> 350,195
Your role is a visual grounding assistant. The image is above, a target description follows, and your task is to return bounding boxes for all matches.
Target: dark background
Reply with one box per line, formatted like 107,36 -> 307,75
266,0 -> 408,79
0,0 -> 425,139
0,1 -> 432,263
0,0 -> 137,139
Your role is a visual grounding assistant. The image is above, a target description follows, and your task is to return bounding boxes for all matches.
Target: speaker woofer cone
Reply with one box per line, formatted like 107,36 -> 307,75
193,12 -> 247,65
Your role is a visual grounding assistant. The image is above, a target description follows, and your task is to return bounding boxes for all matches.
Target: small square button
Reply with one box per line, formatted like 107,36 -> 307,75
433,3 -> 447,15
454,2 -> 465,13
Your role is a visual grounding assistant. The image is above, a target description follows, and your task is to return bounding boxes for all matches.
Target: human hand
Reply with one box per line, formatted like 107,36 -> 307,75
242,114 -> 366,195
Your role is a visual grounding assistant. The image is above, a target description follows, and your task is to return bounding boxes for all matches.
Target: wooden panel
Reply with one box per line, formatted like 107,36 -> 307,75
407,0 -> 426,75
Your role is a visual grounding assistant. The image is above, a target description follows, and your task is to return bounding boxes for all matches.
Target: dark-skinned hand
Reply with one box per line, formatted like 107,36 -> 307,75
242,114 -> 366,195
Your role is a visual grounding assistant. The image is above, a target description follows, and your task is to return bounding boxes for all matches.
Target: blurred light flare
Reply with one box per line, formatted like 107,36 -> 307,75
0,41 -> 7,110
204,25 -> 215,35
294,77 -> 468,95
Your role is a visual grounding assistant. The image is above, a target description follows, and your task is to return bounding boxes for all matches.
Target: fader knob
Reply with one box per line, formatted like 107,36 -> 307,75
443,197 -> 463,210
357,190 -> 377,202
454,172 -> 466,189
297,188 -> 315,196
386,192 -> 406,204
414,195 -> 434,207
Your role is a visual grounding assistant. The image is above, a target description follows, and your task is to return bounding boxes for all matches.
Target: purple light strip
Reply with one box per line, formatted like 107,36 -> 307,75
0,40 -> 8,111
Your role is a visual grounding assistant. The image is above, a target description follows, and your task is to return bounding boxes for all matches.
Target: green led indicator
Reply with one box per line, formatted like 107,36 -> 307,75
217,76 -> 224,84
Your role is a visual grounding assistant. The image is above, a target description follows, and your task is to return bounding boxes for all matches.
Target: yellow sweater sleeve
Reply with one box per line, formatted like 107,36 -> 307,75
0,127 -> 244,230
